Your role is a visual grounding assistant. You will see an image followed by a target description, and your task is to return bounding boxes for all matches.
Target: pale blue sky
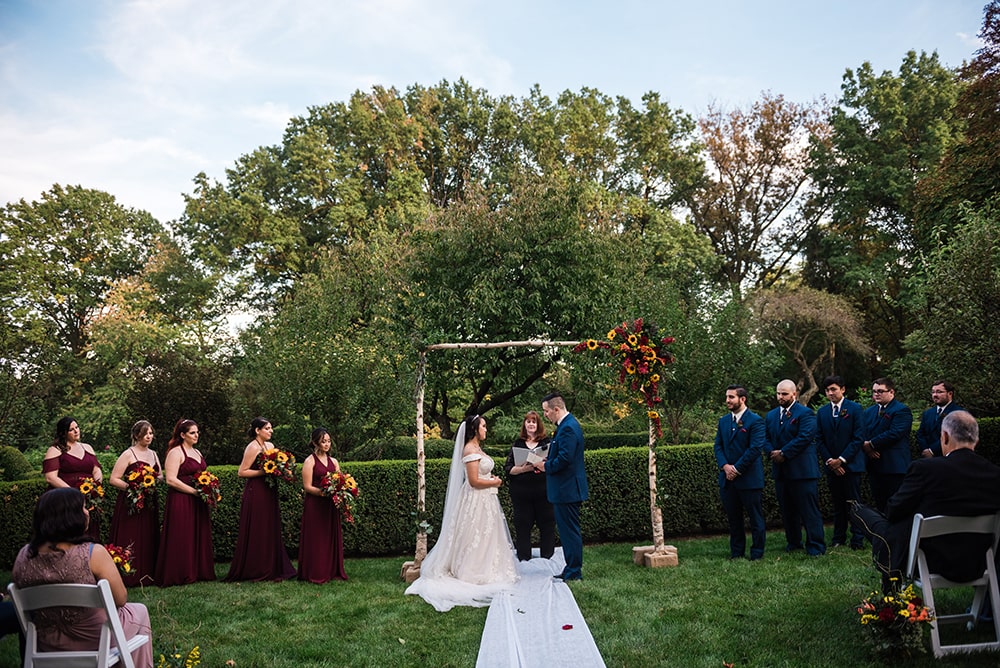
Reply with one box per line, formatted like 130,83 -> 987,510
0,0 -> 987,223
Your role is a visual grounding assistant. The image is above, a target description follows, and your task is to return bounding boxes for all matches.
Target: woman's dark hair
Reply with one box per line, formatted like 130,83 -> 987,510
27,488 -> 89,557
51,416 -> 78,453
519,410 -> 547,441
310,428 -> 330,455
167,418 -> 198,450
247,417 -> 271,441
463,415 -> 484,444
131,420 -> 153,446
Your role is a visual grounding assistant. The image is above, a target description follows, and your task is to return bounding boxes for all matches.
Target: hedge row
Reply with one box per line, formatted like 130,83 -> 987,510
2,418 -> 996,571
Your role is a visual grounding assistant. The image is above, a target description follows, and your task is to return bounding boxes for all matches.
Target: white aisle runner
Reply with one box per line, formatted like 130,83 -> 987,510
476,548 -> 606,668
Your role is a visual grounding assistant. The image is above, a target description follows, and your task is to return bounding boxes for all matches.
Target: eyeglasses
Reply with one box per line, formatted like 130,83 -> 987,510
871,389 -> 891,394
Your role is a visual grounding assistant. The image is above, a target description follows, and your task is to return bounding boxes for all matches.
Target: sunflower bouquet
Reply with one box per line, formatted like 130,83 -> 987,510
124,462 -> 158,514
77,476 -> 105,515
105,543 -> 134,577
573,318 -> 676,437
257,447 -> 297,487
857,582 -> 934,658
321,470 -> 360,523
190,470 -> 221,509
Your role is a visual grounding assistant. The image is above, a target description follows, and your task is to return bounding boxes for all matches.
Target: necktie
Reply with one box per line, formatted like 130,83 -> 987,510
781,408 -> 789,423
732,415 -> 737,429
877,405 -> 884,418
832,404 -> 839,418
937,406 -> 943,416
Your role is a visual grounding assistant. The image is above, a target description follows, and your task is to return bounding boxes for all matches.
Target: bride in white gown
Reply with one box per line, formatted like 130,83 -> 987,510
405,414 -> 519,611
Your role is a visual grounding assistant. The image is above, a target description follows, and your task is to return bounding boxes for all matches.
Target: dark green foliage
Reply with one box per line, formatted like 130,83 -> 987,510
582,433 -> 652,450
0,446 -> 34,481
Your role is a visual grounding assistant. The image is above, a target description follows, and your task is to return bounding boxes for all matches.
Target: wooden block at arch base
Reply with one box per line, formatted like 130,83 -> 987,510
401,561 -> 421,583
633,545 -> 679,568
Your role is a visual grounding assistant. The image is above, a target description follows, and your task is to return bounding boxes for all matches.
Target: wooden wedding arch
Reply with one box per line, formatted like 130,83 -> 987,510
401,338 -> 675,583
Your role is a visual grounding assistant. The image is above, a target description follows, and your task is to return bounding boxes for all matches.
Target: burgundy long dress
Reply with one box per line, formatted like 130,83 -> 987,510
154,452 -> 215,587
297,455 -> 347,583
43,450 -> 103,542
224,459 -> 295,582
109,458 -> 161,587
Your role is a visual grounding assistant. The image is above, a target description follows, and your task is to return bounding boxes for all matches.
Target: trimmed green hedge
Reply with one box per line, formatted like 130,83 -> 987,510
3,417 -> 996,570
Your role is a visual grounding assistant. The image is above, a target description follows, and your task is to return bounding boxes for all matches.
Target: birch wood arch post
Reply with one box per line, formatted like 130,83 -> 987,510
400,339 -> 579,583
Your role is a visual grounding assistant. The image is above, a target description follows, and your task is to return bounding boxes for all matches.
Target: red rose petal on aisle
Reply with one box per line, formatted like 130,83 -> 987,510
562,624 -> 573,630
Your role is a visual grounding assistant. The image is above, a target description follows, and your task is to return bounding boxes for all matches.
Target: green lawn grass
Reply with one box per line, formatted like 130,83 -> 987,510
2,531 -> 998,667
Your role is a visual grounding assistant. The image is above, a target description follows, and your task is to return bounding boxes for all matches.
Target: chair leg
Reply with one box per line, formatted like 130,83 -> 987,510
919,556 -> 944,658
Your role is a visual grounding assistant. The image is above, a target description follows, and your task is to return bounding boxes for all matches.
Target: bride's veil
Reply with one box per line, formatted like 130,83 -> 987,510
416,418 -> 468,579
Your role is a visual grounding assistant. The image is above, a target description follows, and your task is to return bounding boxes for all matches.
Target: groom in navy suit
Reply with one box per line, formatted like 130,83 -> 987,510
713,385 -> 767,560
766,379 -> 825,556
916,380 -> 963,458
540,392 -> 588,581
816,375 -> 866,550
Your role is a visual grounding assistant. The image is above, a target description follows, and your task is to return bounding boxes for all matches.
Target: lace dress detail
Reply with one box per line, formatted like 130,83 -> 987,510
405,452 -> 519,611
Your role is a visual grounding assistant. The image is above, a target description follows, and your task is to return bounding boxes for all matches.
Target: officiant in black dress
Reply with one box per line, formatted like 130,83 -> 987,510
504,411 -> 556,561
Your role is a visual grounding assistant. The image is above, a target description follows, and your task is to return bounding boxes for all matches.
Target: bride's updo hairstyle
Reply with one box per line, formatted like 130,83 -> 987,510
463,415 -> 483,444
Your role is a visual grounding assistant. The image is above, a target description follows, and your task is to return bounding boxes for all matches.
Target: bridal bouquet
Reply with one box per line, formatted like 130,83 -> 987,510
257,447 -> 297,487
105,543 -> 134,577
77,476 -> 105,515
191,470 -> 222,509
857,582 -> 934,658
321,470 -> 360,523
124,462 -> 158,514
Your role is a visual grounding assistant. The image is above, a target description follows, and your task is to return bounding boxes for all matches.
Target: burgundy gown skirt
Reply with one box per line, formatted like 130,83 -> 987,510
109,461 -> 161,587
154,454 -> 215,586
44,451 -> 103,542
224,464 -> 295,582
297,456 -> 347,583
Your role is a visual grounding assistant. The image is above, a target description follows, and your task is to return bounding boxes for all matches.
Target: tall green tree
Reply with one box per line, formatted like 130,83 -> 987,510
804,51 -> 963,364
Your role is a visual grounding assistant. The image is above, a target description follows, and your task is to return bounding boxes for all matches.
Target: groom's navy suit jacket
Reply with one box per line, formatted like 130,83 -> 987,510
816,399 -> 865,474
713,410 -> 765,490
546,413 -> 589,504
916,402 -> 964,457
765,402 -> 819,481
863,399 -> 913,475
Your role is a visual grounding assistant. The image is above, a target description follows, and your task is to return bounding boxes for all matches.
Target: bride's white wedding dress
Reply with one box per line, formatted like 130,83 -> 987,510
406,448 -> 519,611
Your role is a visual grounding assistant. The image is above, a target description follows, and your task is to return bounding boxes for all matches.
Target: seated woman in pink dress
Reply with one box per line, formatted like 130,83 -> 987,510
108,420 -> 163,586
297,428 -> 348,583
42,417 -> 104,542
12,488 -> 153,668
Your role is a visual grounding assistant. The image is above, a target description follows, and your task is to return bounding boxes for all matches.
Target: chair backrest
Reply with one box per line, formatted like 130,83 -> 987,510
7,579 -> 135,668
906,512 -> 1000,580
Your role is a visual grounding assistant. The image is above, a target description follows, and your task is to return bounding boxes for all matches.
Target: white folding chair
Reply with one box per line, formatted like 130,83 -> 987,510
905,512 -> 1000,658
7,579 -> 149,668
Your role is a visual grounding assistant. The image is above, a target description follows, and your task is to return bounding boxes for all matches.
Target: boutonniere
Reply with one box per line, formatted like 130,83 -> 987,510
736,419 -> 744,429
840,410 -> 849,419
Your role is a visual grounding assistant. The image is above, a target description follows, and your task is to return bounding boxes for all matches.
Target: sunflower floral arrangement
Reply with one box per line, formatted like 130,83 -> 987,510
124,462 -> 158,514
573,318 -> 676,437
857,582 -> 934,658
321,470 -> 360,523
155,645 -> 201,668
257,447 -> 297,487
190,470 -> 222,509
77,477 -> 105,516
105,543 -> 134,578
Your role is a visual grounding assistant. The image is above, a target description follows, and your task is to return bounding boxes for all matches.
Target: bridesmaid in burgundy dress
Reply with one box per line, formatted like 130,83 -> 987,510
42,417 -> 104,542
155,419 -> 215,586
224,417 -> 295,582
298,428 -> 348,583
108,420 -> 163,586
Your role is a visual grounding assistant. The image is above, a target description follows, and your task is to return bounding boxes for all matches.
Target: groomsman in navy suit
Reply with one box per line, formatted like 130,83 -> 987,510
540,392 -> 588,581
816,375 -> 866,550
713,385 -> 767,560
766,379 -> 825,555
916,380 -> 963,458
862,377 -> 914,512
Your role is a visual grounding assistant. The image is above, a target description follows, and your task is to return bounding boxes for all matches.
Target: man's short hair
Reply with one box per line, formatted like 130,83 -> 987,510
726,385 -> 748,400
822,375 -> 845,390
942,410 -> 978,445
542,392 -> 566,410
932,379 -> 955,394
872,377 -> 895,392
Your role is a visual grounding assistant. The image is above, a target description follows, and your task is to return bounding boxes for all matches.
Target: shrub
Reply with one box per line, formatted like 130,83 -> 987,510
0,446 -> 34,481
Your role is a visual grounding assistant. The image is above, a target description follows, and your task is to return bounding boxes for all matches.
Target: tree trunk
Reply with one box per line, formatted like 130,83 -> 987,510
648,418 -> 665,549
